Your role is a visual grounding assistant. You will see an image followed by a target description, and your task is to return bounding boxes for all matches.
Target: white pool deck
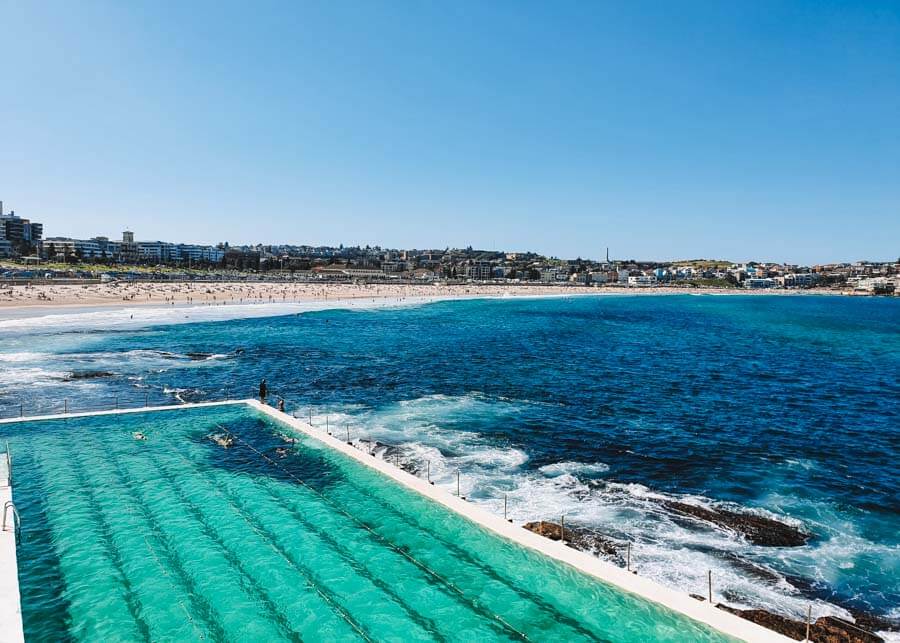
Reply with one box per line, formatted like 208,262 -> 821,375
0,400 -> 793,642
0,451 -> 22,643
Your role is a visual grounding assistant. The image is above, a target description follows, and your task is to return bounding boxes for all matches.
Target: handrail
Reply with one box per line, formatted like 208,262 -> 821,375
0,393 -> 235,420
2,500 -> 20,545
3,442 -> 10,487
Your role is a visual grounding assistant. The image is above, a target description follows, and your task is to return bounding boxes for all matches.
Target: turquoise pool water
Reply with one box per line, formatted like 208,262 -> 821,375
2,404 -> 734,642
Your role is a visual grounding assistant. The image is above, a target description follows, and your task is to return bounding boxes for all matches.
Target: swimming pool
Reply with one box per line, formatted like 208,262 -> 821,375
1,403 -> 747,642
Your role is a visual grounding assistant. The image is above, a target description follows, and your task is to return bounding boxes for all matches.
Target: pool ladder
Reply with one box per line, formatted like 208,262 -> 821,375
2,501 -> 20,545
2,443 -> 19,545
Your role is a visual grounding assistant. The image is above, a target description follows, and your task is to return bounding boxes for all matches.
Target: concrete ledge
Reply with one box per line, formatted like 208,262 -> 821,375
250,399 -> 793,643
0,462 -> 23,643
0,399 -> 247,426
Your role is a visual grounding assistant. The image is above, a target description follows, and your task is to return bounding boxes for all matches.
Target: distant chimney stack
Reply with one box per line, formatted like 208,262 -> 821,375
0,201 -> 3,216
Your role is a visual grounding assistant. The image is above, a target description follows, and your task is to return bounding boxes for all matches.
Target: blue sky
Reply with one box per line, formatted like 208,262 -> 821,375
1,1 -> 898,263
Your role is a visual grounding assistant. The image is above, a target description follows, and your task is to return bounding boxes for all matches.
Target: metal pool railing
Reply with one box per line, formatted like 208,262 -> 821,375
289,404 -> 639,566
2,500 -> 20,544
0,393 -> 240,420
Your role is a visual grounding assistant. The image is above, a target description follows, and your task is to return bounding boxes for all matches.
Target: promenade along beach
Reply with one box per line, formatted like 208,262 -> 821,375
0,288 -> 897,642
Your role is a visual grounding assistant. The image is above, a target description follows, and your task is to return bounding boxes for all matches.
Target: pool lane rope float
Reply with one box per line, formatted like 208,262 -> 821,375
216,424 -> 532,642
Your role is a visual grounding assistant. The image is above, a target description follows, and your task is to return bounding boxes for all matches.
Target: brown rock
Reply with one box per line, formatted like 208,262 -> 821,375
716,606 -> 807,640
716,605 -> 885,642
662,501 -> 811,547
815,616 -> 885,643
522,521 -> 621,559
848,611 -> 900,636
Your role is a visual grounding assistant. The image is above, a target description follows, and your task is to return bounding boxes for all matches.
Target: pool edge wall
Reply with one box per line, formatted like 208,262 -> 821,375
0,469 -> 23,643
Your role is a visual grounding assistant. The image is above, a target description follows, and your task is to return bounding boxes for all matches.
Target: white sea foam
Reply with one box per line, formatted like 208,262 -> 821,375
0,351 -> 52,363
0,348 -> 239,401
0,366 -> 70,386
538,461 -> 610,477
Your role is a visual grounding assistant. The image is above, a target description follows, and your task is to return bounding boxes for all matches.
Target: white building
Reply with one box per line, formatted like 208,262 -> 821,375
466,261 -> 494,281
745,277 -> 776,289
134,241 -> 223,264
627,275 -> 658,287
42,237 -> 104,259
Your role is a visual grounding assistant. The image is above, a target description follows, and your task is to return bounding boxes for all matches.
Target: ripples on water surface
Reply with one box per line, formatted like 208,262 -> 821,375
1,294 -> 898,631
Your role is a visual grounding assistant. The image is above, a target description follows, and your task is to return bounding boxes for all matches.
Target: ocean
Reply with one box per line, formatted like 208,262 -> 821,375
1,294 -> 898,631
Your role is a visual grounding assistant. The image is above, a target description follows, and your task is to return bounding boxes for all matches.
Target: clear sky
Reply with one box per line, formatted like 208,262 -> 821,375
2,1 -> 898,264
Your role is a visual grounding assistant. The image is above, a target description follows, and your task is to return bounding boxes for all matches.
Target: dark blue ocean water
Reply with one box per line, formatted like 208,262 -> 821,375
1,294 -> 898,626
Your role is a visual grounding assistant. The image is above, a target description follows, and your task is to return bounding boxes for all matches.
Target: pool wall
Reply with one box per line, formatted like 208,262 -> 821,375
0,400 -> 792,643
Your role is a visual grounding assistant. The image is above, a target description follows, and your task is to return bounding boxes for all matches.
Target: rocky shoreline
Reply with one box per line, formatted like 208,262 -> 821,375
365,440 -> 895,642
714,606 -> 885,643
523,520 -> 894,642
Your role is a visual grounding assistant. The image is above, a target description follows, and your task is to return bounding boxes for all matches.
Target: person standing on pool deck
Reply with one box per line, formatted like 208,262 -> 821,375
259,378 -> 268,402
277,398 -> 285,412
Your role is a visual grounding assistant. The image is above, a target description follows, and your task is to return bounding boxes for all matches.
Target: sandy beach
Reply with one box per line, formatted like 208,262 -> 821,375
0,282 -> 587,310
0,281 -> 848,312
